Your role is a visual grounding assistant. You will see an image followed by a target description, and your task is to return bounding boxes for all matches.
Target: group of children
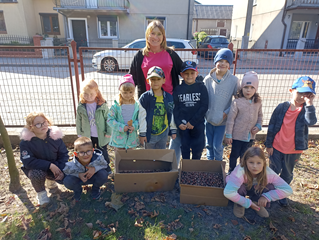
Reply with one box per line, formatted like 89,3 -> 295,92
20,48 -> 317,219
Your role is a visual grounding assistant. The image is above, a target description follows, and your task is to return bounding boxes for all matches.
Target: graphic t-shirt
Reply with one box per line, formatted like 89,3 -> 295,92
151,95 -> 168,135
86,102 -> 98,137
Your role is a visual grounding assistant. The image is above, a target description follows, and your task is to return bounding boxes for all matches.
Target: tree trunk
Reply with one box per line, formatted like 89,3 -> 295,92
0,116 -> 21,192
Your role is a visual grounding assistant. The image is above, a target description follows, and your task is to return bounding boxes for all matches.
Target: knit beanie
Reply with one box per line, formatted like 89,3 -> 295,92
119,74 -> 135,90
241,71 -> 258,91
213,48 -> 233,65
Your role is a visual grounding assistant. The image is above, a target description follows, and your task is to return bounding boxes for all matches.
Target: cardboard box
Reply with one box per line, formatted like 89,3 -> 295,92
179,159 -> 228,207
114,149 -> 178,193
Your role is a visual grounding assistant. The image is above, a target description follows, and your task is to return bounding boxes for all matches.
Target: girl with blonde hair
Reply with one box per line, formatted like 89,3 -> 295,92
20,112 -> 69,205
224,147 -> 293,218
76,79 -> 112,173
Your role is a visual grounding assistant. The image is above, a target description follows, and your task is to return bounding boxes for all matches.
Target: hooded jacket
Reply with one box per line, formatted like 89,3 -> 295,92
76,101 -> 112,147
63,149 -> 108,178
19,126 -> 69,174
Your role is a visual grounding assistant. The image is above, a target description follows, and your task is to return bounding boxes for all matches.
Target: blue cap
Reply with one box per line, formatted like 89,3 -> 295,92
181,61 -> 197,73
214,48 -> 233,65
291,76 -> 316,94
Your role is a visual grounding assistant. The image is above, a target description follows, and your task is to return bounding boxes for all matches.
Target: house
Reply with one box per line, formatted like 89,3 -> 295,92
192,5 -> 233,38
230,0 -> 319,49
0,0 -> 195,47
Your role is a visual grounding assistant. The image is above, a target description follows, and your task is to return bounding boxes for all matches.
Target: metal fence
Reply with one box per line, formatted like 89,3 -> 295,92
0,35 -> 34,46
0,43 -> 318,127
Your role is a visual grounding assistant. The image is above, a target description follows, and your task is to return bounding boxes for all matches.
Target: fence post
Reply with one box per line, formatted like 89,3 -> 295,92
233,49 -> 239,75
71,41 -> 81,101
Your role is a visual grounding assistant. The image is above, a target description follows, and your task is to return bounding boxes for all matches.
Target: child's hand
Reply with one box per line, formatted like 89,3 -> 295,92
105,134 -> 111,137
50,163 -> 63,180
250,202 -> 260,211
128,126 -> 134,133
171,134 -> 176,140
251,126 -> 259,135
179,124 -> 187,130
258,196 -> 268,207
79,172 -> 87,183
139,136 -> 147,145
186,122 -> 194,129
124,126 -> 129,132
266,147 -> 273,156
225,138 -> 232,145
223,113 -> 227,120
304,93 -> 315,106
85,166 -> 95,180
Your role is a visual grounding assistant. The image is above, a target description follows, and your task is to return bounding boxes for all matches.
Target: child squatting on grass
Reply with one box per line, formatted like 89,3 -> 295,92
225,71 -> 263,174
138,66 -> 177,149
224,147 -> 293,218
265,76 -> 317,207
19,112 -> 69,205
76,79 -> 112,174
63,137 -> 109,201
107,74 -> 139,150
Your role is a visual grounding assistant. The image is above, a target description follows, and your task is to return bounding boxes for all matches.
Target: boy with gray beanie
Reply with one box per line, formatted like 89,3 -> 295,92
204,48 -> 239,160
225,71 -> 263,173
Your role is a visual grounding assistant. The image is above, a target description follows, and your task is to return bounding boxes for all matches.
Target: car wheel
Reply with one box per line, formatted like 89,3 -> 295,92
101,57 -> 118,72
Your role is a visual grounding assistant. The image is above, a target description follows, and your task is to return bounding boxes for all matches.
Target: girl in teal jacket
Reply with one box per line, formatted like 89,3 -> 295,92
76,79 -> 112,172
107,74 -> 139,150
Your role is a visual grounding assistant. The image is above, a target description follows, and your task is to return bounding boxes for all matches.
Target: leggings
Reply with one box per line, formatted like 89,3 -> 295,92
28,169 -> 62,192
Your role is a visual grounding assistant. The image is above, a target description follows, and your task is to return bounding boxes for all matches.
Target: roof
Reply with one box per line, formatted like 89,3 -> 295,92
193,5 -> 233,19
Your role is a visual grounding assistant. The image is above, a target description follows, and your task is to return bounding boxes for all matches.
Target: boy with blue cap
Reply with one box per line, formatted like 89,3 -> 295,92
265,76 -> 317,207
204,48 -> 239,161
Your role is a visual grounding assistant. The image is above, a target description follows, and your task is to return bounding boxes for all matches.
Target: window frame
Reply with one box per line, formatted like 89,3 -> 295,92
145,16 -> 166,30
0,11 -> 7,34
97,15 -> 119,39
216,21 -> 225,28
40,13 -> 60,35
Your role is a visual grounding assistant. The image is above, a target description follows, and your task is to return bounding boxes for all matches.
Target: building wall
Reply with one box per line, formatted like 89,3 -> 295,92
192,19 -> 232,38
0,2 -> 29,35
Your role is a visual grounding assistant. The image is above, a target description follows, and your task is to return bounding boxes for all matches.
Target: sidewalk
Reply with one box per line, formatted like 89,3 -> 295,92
2,127 -> 319,147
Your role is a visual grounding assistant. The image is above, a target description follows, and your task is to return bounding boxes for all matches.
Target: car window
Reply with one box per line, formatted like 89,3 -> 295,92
203,37 -> 210,43
128,41 -> 146,48
210,38 -> 229,44
167,41 -> 185,48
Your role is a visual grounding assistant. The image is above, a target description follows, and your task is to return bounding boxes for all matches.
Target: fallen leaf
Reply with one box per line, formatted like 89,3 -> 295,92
269,221 -> 278,234
288,216 -> 295,222
213,224 -> 221,229
56,228 -> 65,232
65,228 -> 72,239
231,220 -> 238,226
37,227 -> 51,240
135,201 -> 145,211
290,229 -> 296,236
86,223 -> 93,229
151,210 -> 159,218
105,193 -> 124,211
164,233 -> 177,240
189,228 -> 194,233
134,218 -> 144,227
280,235 -> 288,240
64,218 -> 69,228
244,236 -> 252,240
93,230 -> 102,239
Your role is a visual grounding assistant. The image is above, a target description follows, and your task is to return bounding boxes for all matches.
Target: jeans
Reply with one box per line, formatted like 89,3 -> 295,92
205,122 -> 226,160
269,148 -> 301,185
169,131 -> 181,167
145,128 -> 168,149
63,169 -> 108,198
238,183 -> 275,208
229,140 -> 254,172
91,137 -> 112,173
179,123 -> 205,160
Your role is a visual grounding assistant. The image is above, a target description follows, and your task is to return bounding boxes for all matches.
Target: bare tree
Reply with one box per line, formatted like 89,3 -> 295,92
0,116 -> 21,192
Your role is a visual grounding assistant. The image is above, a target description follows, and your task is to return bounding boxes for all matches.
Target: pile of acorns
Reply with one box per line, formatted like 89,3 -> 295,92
119,169 -> 167,173
180,171 -> 224,188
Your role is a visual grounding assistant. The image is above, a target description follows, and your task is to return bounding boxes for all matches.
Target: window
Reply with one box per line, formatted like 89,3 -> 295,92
146,17 -> 166,28
0,0 -> 18,2
98,15 -> 118,38
40,14 -> 60,35
0,11 -> 6,34
217,21 -> 225,28
249,23 -> 254,40
301,22 -> 310,38
167,41 -> 185,48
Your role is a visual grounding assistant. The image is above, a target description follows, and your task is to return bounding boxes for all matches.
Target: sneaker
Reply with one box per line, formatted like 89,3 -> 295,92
91,189 -> 101,200
37,190 -> 50,205
46,179 -> 58,189
74,192 -> 82,202
233,203 -> 245,218
278,198 -> 288,207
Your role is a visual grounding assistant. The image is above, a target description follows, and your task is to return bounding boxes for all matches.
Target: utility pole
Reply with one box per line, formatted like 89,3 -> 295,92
241,0 -> 254,49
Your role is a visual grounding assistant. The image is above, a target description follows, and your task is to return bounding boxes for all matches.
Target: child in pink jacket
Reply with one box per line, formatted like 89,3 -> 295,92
224,147 -> 293,218
225,71 -> 262,174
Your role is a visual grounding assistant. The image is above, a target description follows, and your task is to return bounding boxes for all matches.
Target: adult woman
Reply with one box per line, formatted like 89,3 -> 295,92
129,20 -> 183,162
129,20 -> 183,98
20,112 -> 69,205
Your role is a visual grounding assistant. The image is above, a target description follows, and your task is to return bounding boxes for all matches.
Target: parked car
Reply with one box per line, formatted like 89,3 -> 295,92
92,38 -> 198,72
198,35 -> 229,58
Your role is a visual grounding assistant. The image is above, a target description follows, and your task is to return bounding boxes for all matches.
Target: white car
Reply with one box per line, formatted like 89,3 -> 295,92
92,38 -> 198,72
